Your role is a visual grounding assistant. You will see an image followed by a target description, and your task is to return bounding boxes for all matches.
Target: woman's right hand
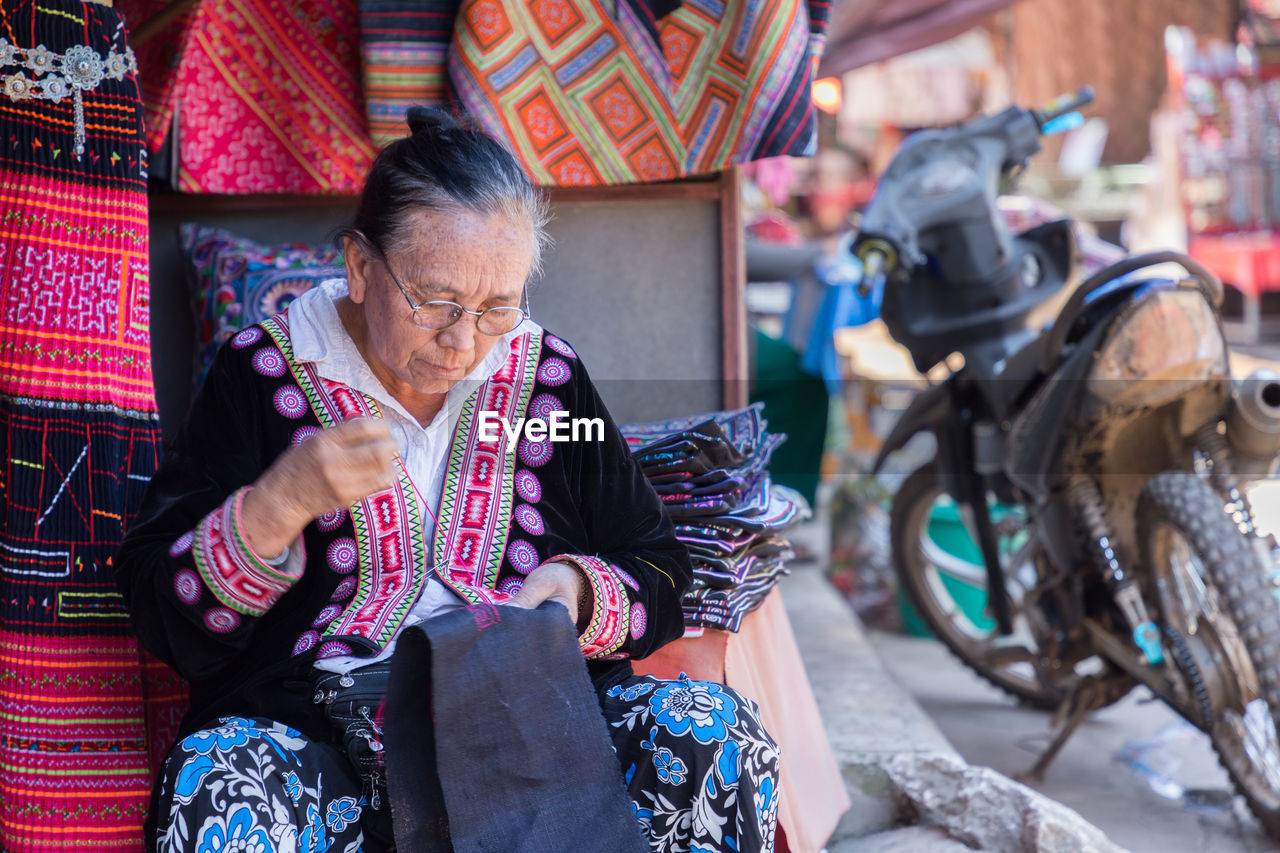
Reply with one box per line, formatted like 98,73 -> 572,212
240,418 -> 398,563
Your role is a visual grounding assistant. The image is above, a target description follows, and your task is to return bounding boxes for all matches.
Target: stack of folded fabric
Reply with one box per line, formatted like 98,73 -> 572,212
621,404 -> 812,632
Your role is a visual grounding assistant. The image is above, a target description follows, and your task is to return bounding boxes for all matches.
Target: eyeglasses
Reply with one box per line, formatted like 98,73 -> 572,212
379,254 -> 528,336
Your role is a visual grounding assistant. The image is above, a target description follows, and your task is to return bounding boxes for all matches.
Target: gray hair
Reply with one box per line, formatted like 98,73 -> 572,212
339,106 -> 551,280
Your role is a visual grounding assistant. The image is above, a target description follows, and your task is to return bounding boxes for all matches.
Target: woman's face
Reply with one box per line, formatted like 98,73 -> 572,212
346,207 -> 535,399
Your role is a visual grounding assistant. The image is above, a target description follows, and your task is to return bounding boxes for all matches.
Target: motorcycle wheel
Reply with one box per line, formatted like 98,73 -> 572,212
1138,470 -> 1280,837
890,465 -> 1092,710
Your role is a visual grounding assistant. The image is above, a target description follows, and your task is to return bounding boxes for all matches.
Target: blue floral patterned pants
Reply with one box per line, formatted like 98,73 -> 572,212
153,675 -> 779,853
601,675 -> 781,853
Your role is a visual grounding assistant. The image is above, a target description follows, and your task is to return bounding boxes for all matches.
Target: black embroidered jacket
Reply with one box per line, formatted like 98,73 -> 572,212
116,316 -> 693,739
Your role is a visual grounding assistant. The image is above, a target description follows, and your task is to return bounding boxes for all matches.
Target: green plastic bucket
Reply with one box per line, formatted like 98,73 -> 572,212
899,498 -> 1018,638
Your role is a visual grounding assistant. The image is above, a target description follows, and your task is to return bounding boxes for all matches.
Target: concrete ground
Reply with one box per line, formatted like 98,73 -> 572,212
783,481 -> 1280,853
872,630 -> 1278,853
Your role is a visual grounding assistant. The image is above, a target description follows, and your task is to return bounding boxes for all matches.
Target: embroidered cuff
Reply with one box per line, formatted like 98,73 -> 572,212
549,554 -> 631,659
192,487 -> 301,618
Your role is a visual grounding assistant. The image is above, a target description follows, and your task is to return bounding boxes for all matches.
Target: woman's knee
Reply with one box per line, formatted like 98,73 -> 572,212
605,676 -> 781,852
642,677 -> 777,756
154,717 -> 365,851
605,676 -> 778,792
161,717 -> 321,798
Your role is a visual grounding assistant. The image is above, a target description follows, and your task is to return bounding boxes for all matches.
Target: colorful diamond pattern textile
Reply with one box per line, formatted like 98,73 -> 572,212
127,0 -> 826,187
360,0 -> 827,184
449,0 -> 822,184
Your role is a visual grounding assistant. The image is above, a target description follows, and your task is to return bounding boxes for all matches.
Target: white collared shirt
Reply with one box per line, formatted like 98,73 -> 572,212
289,278 -> 540,673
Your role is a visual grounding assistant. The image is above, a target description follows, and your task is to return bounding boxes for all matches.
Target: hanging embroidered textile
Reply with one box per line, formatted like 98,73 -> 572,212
359,0 -> 461,146
357,0 -> 701,148
113,0 -> 201,154
0,1 -> 186,850
358,0 -> 830,182
168,0 -> 375,193
447,0 -> 828,184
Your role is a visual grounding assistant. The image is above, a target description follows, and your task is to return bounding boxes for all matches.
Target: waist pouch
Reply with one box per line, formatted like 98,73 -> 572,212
312,663 -> 392,813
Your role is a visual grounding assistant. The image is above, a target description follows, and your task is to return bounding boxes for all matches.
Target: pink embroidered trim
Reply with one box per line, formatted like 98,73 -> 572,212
550,554 -> 631,659
192,487 -> 300,617
327,472 -> 430,644
262,314 -> 434,649
445,581 -> 513,607
434,331 -> 541,593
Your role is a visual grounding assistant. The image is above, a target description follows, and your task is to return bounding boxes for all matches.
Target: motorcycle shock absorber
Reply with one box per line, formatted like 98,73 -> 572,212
1069,477 -> 1165,666
1196,423 -> 1258,537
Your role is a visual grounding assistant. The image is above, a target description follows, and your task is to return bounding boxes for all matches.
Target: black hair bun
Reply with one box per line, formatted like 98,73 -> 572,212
406,106 -> 461,136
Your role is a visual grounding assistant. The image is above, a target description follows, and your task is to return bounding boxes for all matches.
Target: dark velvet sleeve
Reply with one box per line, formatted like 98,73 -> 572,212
552,358 -> 694,661
115,338 -> 300,681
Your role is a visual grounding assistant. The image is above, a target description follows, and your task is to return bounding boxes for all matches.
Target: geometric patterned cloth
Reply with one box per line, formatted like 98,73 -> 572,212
126,0 -> 828,188
360,0 -> 830,184
0,2 -> 186,850
451,0 -> 827,184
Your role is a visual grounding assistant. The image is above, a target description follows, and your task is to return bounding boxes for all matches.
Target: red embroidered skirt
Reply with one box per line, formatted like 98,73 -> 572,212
0,2 -> 185,849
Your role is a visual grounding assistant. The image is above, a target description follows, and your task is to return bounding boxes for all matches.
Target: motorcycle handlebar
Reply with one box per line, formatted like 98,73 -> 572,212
854,89 -> 1098,296
855,241 -> 895,297
1032,86 -> 1095,130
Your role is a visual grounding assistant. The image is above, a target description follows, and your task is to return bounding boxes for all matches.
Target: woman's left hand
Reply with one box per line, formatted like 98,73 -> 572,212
508,561 -> 587,628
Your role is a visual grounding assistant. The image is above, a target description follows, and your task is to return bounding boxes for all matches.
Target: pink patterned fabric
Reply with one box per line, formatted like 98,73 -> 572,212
192,488 -> 299,616
552,554 -> 633,658
173,0 -> 375,193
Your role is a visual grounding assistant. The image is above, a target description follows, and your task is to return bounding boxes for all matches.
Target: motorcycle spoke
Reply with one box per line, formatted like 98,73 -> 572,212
919,532 -> 1052,678
1166,533 -> 1216,632
1218,700 -> 1280,800
1156,525 -> 1264,705
893,467 -> 1094,709
1240,700 -> 1280,791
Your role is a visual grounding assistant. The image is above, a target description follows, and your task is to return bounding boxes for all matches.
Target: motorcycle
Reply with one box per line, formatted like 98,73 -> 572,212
855,88 -> 1280,835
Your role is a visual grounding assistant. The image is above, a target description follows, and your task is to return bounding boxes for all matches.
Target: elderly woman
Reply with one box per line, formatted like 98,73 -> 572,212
116,108 -> 779,853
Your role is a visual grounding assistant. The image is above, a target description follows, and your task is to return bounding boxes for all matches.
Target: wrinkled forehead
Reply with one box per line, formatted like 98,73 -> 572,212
386,207 -> 536,298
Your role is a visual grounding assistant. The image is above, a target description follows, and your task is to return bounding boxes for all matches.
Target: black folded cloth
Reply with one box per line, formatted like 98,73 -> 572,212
384,602 -> 648,853
689,536 -> 794,588
620,404 -> 812,631
621,403 -> 769,456
634,432 -> 782,484
632,428 -> 747,472
683,557 -> 794,631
